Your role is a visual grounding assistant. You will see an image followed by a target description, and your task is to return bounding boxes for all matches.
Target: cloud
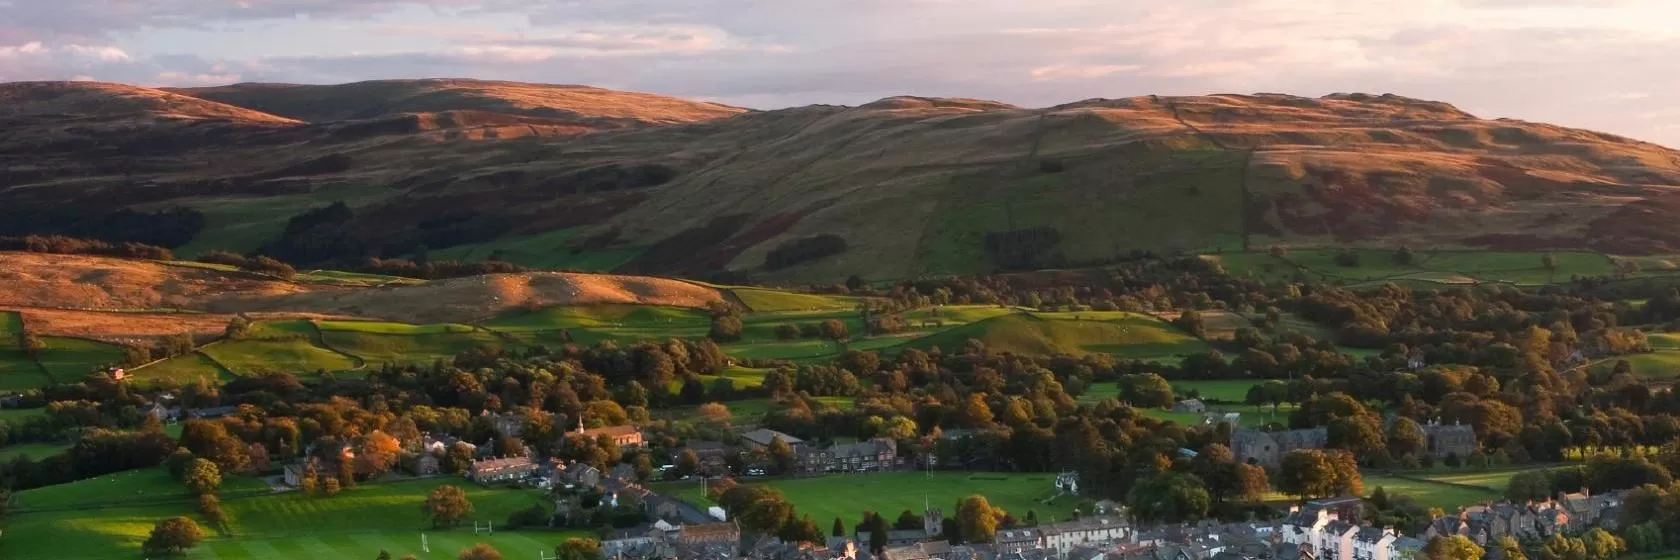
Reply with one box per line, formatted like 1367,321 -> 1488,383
1029,64 -> 1141,81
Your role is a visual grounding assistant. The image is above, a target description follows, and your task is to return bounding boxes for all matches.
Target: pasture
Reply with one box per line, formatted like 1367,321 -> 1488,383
663,471 -> 1078,527
1,469 -> 557,560
907,311 -> 1206,360
0,442 -> 68,461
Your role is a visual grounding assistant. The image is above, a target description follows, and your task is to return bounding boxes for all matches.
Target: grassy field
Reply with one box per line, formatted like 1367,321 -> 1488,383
0,311 -> 49,390
1361,474 -> 1503,509
36,336 -> 126,380
320,325 -> 509,367
200,338 -> 360,377
157,186 -> 388,258
1598,351 -> 1680,380
0,406 -> 45,424
0,442 -> 69,461
662,471 -> 1078,526
133,352 -> 233,384
908,312 -> 1206,359
1171,379 -> 1262,401
731,288 -> 862,313
2,469 -> 560,560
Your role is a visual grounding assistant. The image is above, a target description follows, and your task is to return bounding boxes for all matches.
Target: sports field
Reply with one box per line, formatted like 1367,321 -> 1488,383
1,469 -> 560,560
661,471 -> 1078,526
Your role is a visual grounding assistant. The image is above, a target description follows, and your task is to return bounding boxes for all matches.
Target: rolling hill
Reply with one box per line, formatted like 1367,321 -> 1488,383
2,80 -> 1678,284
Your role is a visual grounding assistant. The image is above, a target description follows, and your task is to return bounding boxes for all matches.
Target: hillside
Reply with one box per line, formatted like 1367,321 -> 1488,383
167,79 -> 747,125
2,81 -> 1679,283
0,252 -> 726,325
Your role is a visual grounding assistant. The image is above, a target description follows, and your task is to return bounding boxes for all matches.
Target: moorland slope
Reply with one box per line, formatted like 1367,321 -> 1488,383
2,81 -> 1678,283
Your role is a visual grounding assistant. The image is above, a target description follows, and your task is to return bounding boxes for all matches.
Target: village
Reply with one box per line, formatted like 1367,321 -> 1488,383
134,389 -> 1625,560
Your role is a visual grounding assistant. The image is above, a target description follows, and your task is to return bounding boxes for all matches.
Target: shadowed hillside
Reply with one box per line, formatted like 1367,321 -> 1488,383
2,81 -> 1678,283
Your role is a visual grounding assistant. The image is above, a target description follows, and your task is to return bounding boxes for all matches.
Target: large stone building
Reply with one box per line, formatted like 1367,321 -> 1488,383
740,429 -> 804,452
467,456 -> 537,483
579,424 -> 645,448
1422,420 -> 1477,459
804,438 -> 897,473
1230,427 -> 1328,468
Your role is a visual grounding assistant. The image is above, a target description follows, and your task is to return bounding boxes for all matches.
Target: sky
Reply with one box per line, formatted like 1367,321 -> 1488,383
1,0 -> 1676,147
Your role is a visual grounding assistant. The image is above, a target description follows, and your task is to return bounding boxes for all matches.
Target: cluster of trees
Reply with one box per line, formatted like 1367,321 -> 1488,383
197,250 -> 298,279
764,234 -> 847,270
0,207 -> 204,249
0,234 -> 174,260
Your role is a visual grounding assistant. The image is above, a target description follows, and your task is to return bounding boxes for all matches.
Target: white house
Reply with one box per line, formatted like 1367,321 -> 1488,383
1040,517 -> 1129,555
1353,527 -> 1398,560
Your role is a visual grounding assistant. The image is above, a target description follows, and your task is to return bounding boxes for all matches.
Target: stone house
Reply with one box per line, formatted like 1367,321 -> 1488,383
806,438 -> 897,473
685,440 -> 731,475
579,424 -> 645,448
1230,428 -> 1328,468
562,462 -> 601,487
1421,420 -> 1476,459
467,456 -> 537,483
1352,527 -> 1398,560
416,454 -> 440,476
1039,517 -> 1129,555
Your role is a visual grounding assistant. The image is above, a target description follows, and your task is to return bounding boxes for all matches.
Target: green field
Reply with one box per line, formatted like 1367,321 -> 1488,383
1602,351 -> 1680,380
155,186 -> 388,258
663,472 -> 1078,526
36,336 -> 127,380
319,323 -> 509,367
0,406 -> 45,424
908,311 -> 1206,359
1171,379 -> 1263,401
1361,474 -> 1502,509
200,338 -> 361,377
0,311 -> 48,390
731,288 -> 862,313
0,442 -> 69,461
133,352 -> 233,384
2,469 -> 559,560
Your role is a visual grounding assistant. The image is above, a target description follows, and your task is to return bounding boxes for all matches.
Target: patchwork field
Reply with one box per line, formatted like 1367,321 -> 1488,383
908,311 -> 1206,360
662,471 -> 1078,526
2,469 -> 559,560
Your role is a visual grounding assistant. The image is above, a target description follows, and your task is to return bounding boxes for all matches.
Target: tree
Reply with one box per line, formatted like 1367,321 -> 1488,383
1580,528 -> 1625,560
1507,470 -> 1553,502
1121,373 -> 1174,408
1541,533 -> 1587,560
378,552 -> 393,560
956,495 -> 1005,543
895,510 -> 922,530
709,315 -> 743,342
459,543 -> 502,560
767,436 -> 799,474
1277,449 -> 1361,499
183,458 -> 222,495
1125,471 -> 1211,524
820,319 -> 850,347
1423,535 -> 1484,560
198,493 -> 226,530
1496,536 -> 1528,560
774,324 -> 800,340
142,516 -> 204,556
424,485 -> 474,528
1327,414 -> 1385,456
554,538 -> 602,560
324,477 -> 342,496
357,430 -> 402,477
832,517 -> 846,537
1394,246 -> 1415,265
166,447 -> 196,479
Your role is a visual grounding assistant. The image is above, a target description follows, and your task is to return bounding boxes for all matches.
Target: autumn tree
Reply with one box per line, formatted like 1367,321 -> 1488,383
1423,535 -> 1484,560
142,516 -> 204,556
1541,533 -> 1586,560
1496,536 -> 1528,560
1278,449 -> 1362,499
424,485 -> 474,528
183,458 -> 222,495
1126,471 -> 1211,524
357,430 -> 402,477
1386,417 -> 1427,459
1120,373 -> 1174,408
459,543 -> 502,560
554,538 -> 601,560
767,436 -> 799,474
956,495 -> 1006,543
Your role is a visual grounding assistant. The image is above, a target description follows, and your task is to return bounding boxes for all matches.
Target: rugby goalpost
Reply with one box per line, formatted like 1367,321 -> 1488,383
474,521 -> 494,535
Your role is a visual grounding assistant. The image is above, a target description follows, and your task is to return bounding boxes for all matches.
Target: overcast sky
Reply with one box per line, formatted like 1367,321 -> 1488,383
1,0 -> 1675,146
